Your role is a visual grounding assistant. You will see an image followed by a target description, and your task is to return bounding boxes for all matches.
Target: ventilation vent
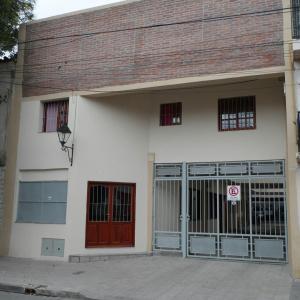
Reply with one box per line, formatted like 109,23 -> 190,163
188,164 -> 217,177
251,161 -> 283,175
219,163 -> 249,176
155,165 -> 182,178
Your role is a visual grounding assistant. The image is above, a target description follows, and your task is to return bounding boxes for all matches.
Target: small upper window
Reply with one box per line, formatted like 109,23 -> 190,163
160,102 -> 182,126
218,96 -> 256,131
42,100 -> 69,132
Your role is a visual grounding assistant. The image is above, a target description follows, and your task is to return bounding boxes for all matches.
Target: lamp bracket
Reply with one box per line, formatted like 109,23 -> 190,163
61,144 -> 74,166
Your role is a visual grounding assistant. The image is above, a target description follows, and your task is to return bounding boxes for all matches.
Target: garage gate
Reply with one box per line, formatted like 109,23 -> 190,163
153,160 -> 287,262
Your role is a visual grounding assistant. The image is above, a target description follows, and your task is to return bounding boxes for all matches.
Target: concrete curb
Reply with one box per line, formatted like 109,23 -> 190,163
0,283 -> 97,299
0,283 -> 24,295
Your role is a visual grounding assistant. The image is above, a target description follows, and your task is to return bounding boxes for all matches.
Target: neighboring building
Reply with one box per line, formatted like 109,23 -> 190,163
0,59 -> 15,247
3,0 -> 300,278
292,2 -> 300,151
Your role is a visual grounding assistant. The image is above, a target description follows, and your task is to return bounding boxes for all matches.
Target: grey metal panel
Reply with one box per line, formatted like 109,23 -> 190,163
53,239 -> 65,257
251,162 -> 283,175
219,164 -> 248,175
155,165 -> 182,178
222,238 -> 249,257
254,239 -> 284,259
41,238 -> 53,256
17,181 -> 68,224
17,202 -> 42,223
190,236 -> 216,255
156,233 -> 180,249
189,165 -> 217,176
19,182 -> 43,202
41,238 -> 65,257
43,182 -> 68,203
42,203 -> 67,224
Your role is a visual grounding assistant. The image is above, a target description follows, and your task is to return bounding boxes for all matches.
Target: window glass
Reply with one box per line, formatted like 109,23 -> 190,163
88,185 -> 109,222
160,102 -> 182,126
42,100 -> 69,132
218,96 -> 256,131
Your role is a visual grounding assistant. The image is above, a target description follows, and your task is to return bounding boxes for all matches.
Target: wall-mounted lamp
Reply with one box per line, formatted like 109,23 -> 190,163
57,124 -> 74,166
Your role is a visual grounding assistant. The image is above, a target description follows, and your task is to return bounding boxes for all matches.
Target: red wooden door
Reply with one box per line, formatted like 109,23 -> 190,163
86,182 -> 135,248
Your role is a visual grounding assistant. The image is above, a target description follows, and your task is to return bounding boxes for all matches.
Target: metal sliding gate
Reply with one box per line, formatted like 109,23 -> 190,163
153,160 -> 287,263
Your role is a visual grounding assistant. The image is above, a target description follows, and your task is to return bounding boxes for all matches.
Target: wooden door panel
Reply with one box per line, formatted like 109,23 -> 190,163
86,182 -> 135,248
97,223 -> 111,245
86,223 -> 98,245
86,183 -> 110,247
111,223 -> 134,246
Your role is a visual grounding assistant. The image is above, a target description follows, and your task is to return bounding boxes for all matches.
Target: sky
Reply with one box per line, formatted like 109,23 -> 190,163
34,0 -> 123,20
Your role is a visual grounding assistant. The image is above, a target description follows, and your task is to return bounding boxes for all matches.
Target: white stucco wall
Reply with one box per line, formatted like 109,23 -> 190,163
66,96 -> 150,256
10,95 -> 150,259
149,79 -> 286,162
9,78 -> 287,260
9,169 -> 68,260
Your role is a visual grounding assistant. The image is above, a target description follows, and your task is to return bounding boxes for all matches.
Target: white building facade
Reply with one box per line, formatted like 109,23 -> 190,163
9,78 -> 288,260
3,0 -> 300,278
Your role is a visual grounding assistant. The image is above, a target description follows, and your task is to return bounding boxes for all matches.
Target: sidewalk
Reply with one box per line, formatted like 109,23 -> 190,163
0,255 -> 296,300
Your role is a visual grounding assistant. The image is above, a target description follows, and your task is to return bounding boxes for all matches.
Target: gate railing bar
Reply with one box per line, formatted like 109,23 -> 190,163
186,255 -> 285,263
188,232 -> 286,238
248,162 -> 253,259
186,175 -> 285,180
181,162 -> 187,258
284,178 -> 288,262
217,178 -> 220,256
152,166 -> 157,252
154,178 -> 182,181
249,176 -> 253,259
155,231 -> 181,234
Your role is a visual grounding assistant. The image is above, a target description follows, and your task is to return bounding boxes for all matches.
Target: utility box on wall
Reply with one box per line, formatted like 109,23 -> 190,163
41,238 -> 65,257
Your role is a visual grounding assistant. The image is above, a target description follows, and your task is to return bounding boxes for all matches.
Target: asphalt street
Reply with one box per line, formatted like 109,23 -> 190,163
0,292 -> 69,300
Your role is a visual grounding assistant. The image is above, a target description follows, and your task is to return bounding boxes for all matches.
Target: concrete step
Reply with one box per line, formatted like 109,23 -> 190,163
69,252 -> 151,263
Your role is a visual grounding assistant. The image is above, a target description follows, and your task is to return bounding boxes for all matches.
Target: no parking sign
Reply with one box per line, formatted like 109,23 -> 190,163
227,185 -> 241,202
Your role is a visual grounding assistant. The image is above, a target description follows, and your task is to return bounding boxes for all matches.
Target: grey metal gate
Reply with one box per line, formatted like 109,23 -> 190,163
153,164 -> 182,252
153,160 -> 287,263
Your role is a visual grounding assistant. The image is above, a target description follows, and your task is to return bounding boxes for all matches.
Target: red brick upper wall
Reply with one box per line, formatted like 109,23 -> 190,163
22,0 -> 284,97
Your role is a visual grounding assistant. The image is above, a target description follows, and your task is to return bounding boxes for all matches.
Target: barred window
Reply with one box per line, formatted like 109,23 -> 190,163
292,0 -> 300,39
160,102 -> 182,126
218,96 -> 256,131
42,100 -> 69,132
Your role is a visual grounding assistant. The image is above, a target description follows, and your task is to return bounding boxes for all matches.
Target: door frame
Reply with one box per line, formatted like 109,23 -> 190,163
85,181 -> 136,248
